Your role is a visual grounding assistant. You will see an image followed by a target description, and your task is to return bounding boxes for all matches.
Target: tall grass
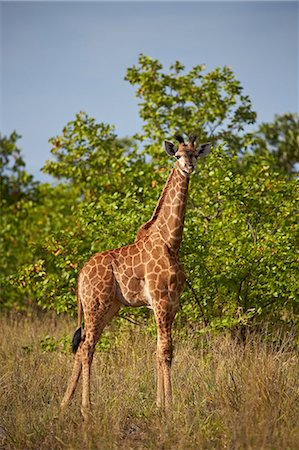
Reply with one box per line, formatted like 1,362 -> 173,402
0,313 -> 299,449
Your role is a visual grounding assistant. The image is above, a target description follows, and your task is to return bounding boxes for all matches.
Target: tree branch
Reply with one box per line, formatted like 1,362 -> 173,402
246,218 -> 257,244
197,196 -> 222,222
186,279 -> 209,327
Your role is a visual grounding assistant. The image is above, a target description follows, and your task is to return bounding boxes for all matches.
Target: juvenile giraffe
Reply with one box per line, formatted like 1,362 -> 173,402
60,134 -> 211,419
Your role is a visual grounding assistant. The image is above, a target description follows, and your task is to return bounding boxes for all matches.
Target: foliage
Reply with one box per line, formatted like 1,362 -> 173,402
39,334 -> 71,353
250,113 -> 299,174
125,54 -> 256,157
0,131 -> 39,203
0,182 -> 76,310
13,113 -> 163,313
180,147 -> 298,330
0,133 -> 37,308
0,132 -> 77,309
16,136 -> 298,328
44,113 -> 135,199
1,56 -> 298,331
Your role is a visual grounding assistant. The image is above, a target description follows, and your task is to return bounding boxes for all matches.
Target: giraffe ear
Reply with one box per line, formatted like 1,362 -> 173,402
195,142 -> 211,158
163,140 -> 177,157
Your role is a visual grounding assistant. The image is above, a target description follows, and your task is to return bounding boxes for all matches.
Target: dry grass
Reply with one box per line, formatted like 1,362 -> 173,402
0,313 -> 299,450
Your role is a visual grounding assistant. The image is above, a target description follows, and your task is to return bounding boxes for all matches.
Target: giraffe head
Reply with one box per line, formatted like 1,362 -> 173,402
164,134 -> 211,174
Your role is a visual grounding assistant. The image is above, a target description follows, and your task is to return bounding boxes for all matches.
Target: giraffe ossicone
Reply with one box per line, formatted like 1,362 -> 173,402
60,134 -> 211,419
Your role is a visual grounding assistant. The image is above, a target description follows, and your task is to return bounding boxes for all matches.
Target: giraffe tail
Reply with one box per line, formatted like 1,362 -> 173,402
72,328 -> 82,354
72,287 -> 84,354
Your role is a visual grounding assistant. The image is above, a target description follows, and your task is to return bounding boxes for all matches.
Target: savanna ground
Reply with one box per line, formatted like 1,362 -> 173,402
1,313 -> 299,450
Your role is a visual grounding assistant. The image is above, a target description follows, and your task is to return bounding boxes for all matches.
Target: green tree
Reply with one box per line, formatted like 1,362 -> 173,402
0,132 -> 78,309
180,147 -> 298,330
4,56 -> 298,332
18,118 -> 298,328
0,131 -> 38,203
125,54 -> 256,157
16,113 -> 161,313
250,113 -> 299,175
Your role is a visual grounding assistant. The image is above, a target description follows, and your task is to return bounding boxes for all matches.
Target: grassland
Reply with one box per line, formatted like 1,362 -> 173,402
0,313 -> 299,450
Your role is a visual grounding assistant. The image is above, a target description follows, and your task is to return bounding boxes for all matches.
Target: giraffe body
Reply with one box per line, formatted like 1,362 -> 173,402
60,135 -> 211,419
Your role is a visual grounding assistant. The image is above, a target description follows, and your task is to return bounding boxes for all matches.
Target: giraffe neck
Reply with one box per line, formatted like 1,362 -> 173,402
136,165 -> 190,252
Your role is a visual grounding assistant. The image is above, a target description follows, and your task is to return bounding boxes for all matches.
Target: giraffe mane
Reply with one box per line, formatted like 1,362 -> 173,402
136,169 -> 176,240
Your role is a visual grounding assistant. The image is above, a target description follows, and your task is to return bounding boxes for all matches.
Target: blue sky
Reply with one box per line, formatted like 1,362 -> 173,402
1,1 -> 298,181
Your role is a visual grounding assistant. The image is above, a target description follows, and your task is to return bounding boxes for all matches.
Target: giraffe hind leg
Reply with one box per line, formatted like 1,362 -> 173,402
80,301 -> 120,420
60,347 -> 83,414
156,355 -> 165,408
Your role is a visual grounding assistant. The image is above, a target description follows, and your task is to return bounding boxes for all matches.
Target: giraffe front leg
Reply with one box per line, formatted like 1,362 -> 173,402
156,339 -> 165,409
155,308 -> 176,411
158,334 -> 173,411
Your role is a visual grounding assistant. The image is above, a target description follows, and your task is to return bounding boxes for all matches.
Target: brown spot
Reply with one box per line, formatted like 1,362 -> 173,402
102,254 -> 112,265
127,278 -> 140,291
134,263 -> 144,278
154,265 -> 161,274
152,247 -> 162,259
120,247 -> 129,257
146,260 -> 155,272
133,254 -> 141,266
147,273 -> 157,282
157,257 -> 168,270
128,245 -> 139,256
125,267 -> 133,278
141,250 -> 151,263
118,255 -> 125,264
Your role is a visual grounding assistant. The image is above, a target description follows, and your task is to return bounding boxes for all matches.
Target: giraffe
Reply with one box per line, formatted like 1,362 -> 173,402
60,134 -> 211,420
